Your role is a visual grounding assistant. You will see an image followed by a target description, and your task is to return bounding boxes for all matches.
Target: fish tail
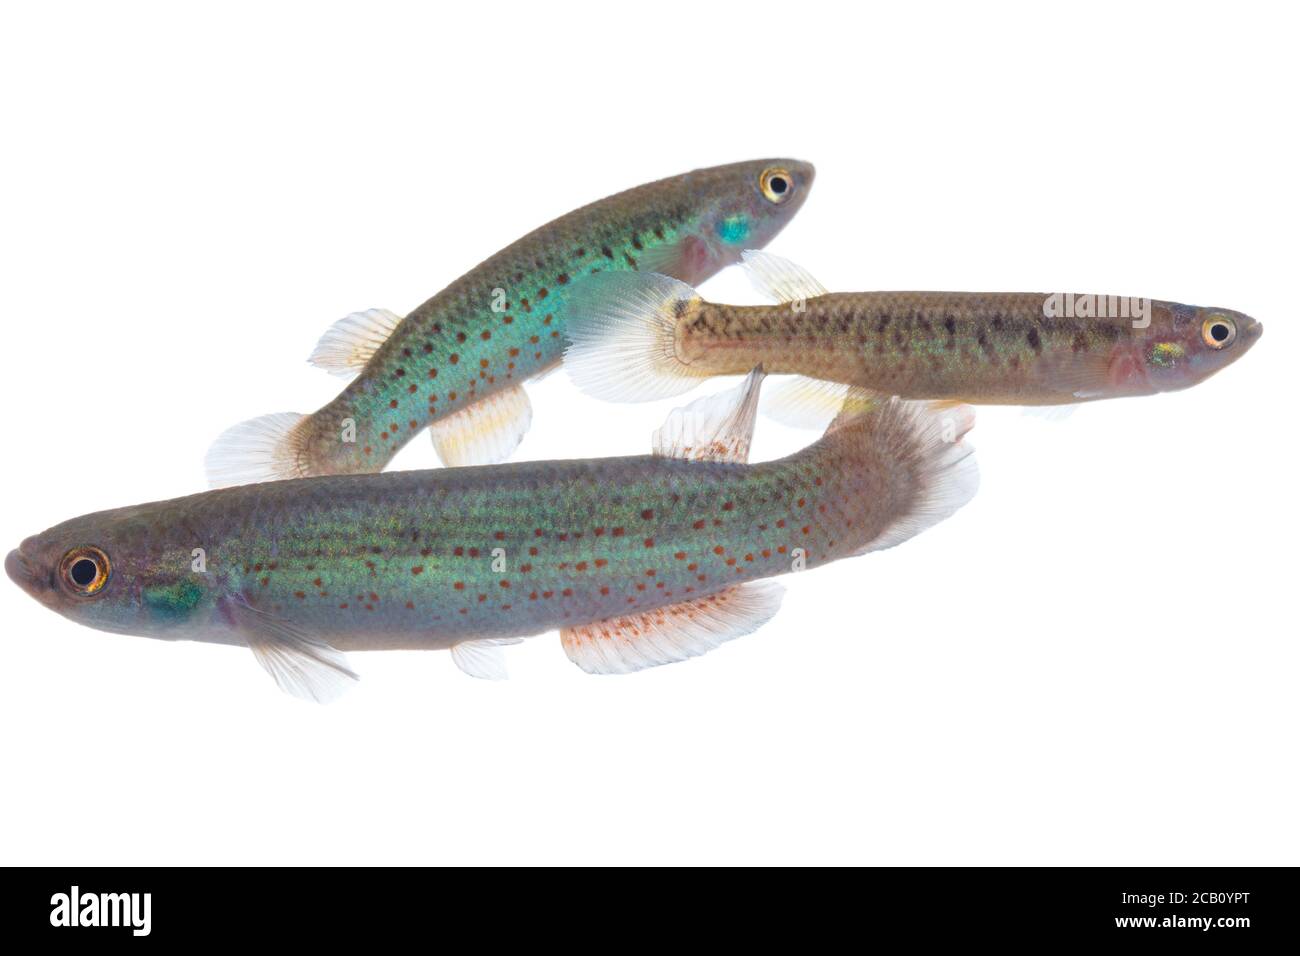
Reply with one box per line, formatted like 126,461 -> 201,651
204,412 -> 314,488
562,271 -> 715,402
817,393 -> 979,555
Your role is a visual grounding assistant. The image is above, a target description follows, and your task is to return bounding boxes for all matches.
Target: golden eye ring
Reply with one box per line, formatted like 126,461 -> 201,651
1202,315 -> 1237,349
59,546 -> 111,596
759,167 -> 793,204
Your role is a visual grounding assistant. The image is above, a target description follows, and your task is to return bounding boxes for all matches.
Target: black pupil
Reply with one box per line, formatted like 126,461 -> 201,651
1210,322 -> 1230,342
769,176 -> 788,194
70,558 -> 98,587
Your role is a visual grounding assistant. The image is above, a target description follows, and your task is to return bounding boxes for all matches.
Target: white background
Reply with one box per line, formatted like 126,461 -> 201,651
1,1 -> 1294,866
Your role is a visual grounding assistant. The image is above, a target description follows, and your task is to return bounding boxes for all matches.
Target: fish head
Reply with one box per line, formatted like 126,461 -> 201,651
1135,303 -> 1262,393
6,505 -> 218,640
673,159 -> 815,283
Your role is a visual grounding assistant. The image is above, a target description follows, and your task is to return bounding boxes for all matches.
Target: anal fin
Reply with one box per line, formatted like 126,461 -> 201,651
430,384 -> 533,467
561,581 -> 784,674
761,375 -> 856,430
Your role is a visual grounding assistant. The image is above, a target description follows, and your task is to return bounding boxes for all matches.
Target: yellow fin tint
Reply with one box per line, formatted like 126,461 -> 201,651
429,384 -> 532,467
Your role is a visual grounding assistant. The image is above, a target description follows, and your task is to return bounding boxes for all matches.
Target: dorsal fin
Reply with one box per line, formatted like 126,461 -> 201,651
652,366 -> 764,463
308,308 -> 404,377
740,250 -> 829,303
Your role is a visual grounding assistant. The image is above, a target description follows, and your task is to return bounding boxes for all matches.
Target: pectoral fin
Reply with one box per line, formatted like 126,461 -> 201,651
225,597 -> 358,703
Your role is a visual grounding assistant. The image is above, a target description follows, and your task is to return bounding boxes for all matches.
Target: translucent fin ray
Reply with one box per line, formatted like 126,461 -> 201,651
562,272 -> 710,402
740,250 -> 829,303
450,638 -> 522,680
226,597 -> 358,703
560,581 -> 785,675
429,385 -> 532,467
205,412 -> 311,488
653,367 -> 764,463
761,375 -> 855,430
308,308 -> 404,377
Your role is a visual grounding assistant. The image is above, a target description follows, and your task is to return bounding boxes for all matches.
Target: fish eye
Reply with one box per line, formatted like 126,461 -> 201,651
1202,315 -> 1237,349
759,167 -> 793,204
59,546 -> 110,596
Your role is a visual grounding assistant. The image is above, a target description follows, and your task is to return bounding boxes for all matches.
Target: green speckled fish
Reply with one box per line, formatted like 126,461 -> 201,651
562,251 -> 1262,420
9,372 -> 975,701
205,161 -> 814,486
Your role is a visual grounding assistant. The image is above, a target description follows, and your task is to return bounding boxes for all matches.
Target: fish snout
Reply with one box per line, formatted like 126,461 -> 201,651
6,539 -> 52,602
6,547 -> 33,589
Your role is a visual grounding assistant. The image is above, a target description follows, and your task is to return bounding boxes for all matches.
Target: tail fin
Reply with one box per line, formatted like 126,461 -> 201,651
829,393 -> 979,554
205,412 -> 311,488
562,272 -> 713,402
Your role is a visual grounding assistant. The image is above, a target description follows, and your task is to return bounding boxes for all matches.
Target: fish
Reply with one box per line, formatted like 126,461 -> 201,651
204,160 -> 815,486
8,370 -> 976,701
562,250 -> 1263,424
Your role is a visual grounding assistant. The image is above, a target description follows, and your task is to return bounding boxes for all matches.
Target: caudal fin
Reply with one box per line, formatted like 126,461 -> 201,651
562,272 -> 713,402
830,394 -> 980,554
205,412 -> 311,488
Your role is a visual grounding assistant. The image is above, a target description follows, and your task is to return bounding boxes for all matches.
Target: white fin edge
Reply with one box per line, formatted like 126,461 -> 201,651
653,366 -> 765,462
740,249 -> 830,303
205,412 -> 310,488
450,638 -> 523,680
308,308 -> 404,377
562,272 -> 710,402
561,580 -> 785,675
430,384 -> 532,467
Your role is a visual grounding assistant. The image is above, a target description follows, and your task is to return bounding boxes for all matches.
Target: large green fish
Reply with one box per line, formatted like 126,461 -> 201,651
206,160 -> 814,485
9,372 -> 976,701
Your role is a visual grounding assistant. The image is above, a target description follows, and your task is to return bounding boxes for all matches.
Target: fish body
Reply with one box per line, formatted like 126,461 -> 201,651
8,372 -> 976,697
563,253 -> 1262,409
206,161 -> 814,486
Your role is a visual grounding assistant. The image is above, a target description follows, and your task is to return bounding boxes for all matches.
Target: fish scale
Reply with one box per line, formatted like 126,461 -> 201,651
683,292 -> 1137,404
208,160 -> 815,485
8,372 -> 977,695
165,448 -> 867,648
562,253 -> 1261,410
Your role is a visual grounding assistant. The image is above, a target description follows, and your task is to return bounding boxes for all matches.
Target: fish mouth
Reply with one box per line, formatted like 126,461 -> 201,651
6,543 -> 53,605
6,548 -> 30,587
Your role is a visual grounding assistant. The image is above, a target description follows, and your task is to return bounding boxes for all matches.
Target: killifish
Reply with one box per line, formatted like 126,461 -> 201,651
205,161 -> 814,486
562,251 -> 1262,420
8,370 -> 975,701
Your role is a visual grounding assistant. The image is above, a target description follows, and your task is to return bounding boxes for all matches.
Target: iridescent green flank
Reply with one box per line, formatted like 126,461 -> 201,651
29,403 -> 918,653
293,159 -> 813,475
